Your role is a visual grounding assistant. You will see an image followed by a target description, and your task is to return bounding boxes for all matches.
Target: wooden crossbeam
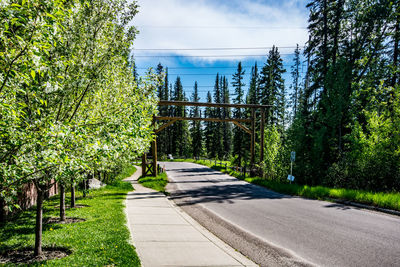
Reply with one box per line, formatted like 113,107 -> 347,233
158,100 -> 271,109
155,119 -> 178,134
155,116 -> 252,123
232,121 -> 252,135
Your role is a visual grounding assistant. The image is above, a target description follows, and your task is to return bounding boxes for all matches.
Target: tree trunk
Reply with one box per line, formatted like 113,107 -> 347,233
34,188 -> 44,256
0,198 -> 7,223
60,184 -> 65,221
83,179 -> 86,198
71,181 -> 75,208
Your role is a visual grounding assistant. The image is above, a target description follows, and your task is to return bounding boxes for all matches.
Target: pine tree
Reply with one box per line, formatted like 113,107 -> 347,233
155,63 -> 169,157
156,63 -> 164,100
259,46 -> 286,128
167,83 -> 174,154
248,62 -> 259,105
171,77 -> 189,157
163,67 -> 169,105
221,76 -> 232,159
232,62 -> 246,166
190,82 -> 203,158
181,92 -> 191,157
290,45 -> 301,122
204,91 -> 214,157
246,63 -> 260,163
212,74 -> 224,158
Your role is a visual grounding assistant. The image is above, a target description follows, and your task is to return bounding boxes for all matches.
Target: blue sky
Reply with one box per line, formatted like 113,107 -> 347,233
132,0 -> 309,102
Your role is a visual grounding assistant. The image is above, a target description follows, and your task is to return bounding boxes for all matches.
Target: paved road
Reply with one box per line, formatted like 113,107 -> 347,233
163,162 -> 400,267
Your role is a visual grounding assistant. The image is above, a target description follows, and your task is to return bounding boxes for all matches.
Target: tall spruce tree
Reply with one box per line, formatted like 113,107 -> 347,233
190,82 -> 203,158
166,83 -> 174,154
204,91 -> 214,157
182,92 -> 191,157
171,77 -> 190,157
290,45 -> 301,122
212,74 -> 224,158
232,62 -> 246,166
155,63 -> 169,157
248,62 -> 259,105
245,63 -> 260,162
221,76 -> 232,159
259,46 -> 286,129
156,63 -> 164,100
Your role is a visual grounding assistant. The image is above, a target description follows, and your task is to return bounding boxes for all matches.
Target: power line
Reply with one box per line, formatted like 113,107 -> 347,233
182,85 -> 216,87
165,72 -> 305,76
166,73 -> 250,76
135,54 -> 295,58
137,66 -> 242,69
136,64 -> 303,70
181,86 -> 246,89
133,46 -> 304,51
136,25 -> 307,29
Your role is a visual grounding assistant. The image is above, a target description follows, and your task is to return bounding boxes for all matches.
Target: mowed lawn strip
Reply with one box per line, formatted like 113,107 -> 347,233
171,159 -> 400,212
0,166 -> 140,266
138,172 -> 168,194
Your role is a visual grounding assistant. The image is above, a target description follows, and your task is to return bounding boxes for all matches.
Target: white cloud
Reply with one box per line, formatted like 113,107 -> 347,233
132,0 -> 309,61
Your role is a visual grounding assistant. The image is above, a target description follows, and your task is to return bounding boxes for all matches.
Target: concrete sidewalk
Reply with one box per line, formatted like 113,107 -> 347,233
124,167 -> 257,267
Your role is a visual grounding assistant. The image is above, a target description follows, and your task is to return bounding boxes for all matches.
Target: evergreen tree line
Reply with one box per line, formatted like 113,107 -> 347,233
290,0 -> 400,191
154,44 -> 288,168
154,0 -> 400,192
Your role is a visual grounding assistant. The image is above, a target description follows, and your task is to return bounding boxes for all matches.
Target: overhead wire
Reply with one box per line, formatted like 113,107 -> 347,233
133,46 -> 304,51
134,54 -> 295,58
136,25 -> 307,29
164,73 -> 305,76
135,64 -> 300,69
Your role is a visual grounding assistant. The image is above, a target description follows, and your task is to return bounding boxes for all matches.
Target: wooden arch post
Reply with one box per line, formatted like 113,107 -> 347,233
152,118 -> 157,176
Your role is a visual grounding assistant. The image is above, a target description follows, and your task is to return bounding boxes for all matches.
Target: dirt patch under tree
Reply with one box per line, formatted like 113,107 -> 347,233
0,247 -> 70,264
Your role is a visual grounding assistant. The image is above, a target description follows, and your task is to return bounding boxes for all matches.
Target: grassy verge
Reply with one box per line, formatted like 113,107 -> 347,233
114,165 -> 137,182
0,166 -> 140,266
138,173 -> 168,194
177,159 -> 400,212
245,177 -> 400,211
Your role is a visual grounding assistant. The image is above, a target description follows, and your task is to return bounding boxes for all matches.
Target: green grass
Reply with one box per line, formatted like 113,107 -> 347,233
177,159 -> 400,212
114,165 -> 137,182
246,177 -> 400,211
0,166 -> 140,266
138,173 -> 168,194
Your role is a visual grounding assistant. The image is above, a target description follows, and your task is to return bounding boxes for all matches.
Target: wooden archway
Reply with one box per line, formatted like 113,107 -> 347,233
142,100 -> 270,177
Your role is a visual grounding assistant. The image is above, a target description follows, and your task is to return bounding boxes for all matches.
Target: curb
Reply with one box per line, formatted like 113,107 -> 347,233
327,198 -> 400,217
165,195 -> 258,267
126,166 -> 257,267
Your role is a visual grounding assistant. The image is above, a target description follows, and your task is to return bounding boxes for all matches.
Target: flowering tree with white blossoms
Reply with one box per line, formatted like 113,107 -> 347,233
0,0 -> 157,256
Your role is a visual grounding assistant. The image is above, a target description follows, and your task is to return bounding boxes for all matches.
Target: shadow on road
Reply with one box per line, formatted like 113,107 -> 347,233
170,182 -> 292,206
168,179 -> 238,183
165,165 -> 293,206
323,203 -> 353,210
174,167 -> 225,173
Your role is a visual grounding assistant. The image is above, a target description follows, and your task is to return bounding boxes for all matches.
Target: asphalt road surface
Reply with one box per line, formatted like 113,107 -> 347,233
163,162 -> 400,267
